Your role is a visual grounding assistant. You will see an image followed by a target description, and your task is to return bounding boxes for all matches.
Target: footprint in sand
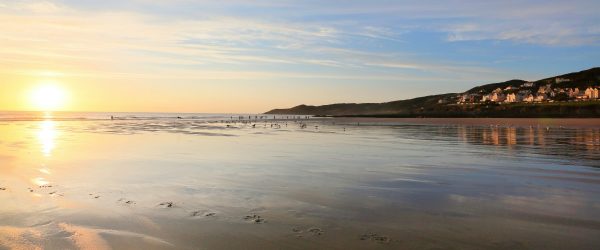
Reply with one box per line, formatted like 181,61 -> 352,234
158,202 -> 174,208
243,214 -> 265,224
360,233 -> 391,244
0,187 -> 6,191
307,227 -> 324,236
39,185 -> 53,188
191,211 -> 217,217
88,194 -> 100,199
292,227 -> 324,238
48,191 -> 64,197
117,198 -> 136,205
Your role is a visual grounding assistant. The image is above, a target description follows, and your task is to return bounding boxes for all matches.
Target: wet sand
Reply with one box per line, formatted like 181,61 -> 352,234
334,117 -> 600,128
0,118 -> 599,249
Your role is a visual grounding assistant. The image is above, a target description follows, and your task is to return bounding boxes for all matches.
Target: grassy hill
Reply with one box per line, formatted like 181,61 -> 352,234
265,67 -> 600,118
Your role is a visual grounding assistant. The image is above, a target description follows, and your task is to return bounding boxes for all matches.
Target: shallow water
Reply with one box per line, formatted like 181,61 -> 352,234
0,116 -> 599,249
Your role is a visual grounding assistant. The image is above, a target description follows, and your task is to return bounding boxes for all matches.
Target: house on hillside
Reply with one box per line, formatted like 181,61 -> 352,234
568,88 -> 580,98
521,82 -> 534,88
490,92 -> 505,102
457,94 -> 479,104
481,94 -> 490,102
534,94 -> 547,102
505,93 -> 517,103
584,87 -> 599,99
538,84 -> 552,94
523,94 -> 534,103
555,78 -> 571,84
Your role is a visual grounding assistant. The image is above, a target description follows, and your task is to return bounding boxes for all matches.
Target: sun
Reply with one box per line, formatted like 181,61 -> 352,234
29,82 -> 68,111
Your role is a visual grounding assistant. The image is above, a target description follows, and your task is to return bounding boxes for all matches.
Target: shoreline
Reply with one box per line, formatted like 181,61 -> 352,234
331,117 -> 600,128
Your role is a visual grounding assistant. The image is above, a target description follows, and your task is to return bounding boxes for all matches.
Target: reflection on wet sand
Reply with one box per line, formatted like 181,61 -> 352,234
31,120 -> 58,191
38,120 -> 58,157
0,118 -> 599,249
419,124 -> 600,164
474,125 -> 600,161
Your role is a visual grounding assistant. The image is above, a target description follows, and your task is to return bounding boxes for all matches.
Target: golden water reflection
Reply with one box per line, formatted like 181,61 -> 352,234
32,119 -> 58,188
461,126 -> 600,161
37,120 -> 58,157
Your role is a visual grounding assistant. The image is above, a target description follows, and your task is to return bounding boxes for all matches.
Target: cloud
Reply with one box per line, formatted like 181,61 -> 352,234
0,2 -> 509,83
444,20 -> 600,46
0,0 -> 595,105
0,0 -> 64,13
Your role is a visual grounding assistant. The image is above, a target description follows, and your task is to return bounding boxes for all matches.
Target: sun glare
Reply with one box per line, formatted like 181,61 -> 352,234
29,82 -> 68,111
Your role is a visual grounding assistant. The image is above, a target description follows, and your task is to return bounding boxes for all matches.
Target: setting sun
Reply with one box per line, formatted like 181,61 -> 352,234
29,82 -> 68,111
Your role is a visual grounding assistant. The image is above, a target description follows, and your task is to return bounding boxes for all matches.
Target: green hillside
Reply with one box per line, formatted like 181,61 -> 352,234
265,67 -> 600,118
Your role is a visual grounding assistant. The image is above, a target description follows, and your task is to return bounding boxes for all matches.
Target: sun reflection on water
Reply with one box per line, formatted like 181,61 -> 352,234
32,119 -> 59,188
31,177 -> 50,186
37,120 -> 58,157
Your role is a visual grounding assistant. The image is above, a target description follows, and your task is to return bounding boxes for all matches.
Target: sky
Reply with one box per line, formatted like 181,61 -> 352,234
0,0 -> 598,113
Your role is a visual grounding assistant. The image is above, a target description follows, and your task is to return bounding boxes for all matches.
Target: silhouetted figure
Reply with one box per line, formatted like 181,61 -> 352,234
110,116 -> 114,120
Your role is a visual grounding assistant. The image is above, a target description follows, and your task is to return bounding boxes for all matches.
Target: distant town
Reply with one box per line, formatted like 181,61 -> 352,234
268,67 -> 600,117
452,77 -> 600,105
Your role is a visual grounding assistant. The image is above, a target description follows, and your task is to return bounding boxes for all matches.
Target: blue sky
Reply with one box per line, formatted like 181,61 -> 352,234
0,0 -> 598,112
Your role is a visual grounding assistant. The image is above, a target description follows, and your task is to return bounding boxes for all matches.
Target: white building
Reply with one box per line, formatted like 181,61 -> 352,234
555,78 -> 571,84
490,92 -> 505,102
505,93 -> 517,103
584,87 -> 599,99
521,82 -> 534,87
481,94 -> 490,102
568,88 -> 580,98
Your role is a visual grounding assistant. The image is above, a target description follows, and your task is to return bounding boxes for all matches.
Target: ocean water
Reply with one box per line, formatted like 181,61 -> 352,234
0,112 -> 599,249
0,111 -> 303,121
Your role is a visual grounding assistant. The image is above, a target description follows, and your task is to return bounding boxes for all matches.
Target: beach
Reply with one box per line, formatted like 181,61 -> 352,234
334,117 -> 600,128
0,114 -> 599,249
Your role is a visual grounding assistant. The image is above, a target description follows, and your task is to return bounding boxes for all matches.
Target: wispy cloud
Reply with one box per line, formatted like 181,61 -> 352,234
0,0 -> 598,112
0,1 -> 507,81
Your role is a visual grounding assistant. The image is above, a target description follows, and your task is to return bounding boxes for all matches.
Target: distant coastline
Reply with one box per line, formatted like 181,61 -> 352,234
266,67 -> 600,118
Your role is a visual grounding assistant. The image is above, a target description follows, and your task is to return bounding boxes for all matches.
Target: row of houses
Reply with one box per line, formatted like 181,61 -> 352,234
569,87 -> 600,99
456,86 -> 599,104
